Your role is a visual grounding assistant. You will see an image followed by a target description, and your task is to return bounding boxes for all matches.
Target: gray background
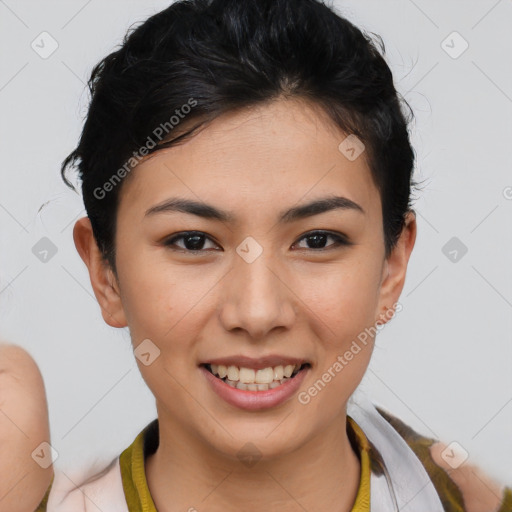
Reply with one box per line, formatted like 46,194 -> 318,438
1,0 -> 511,486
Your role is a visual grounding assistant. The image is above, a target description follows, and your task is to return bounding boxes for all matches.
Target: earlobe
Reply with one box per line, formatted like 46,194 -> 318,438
73,217 -> 127,328
375,211 -> 417,326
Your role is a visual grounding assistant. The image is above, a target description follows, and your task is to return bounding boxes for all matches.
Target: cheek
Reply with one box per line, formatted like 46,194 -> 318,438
115,248 -> 178,339
298,256 -> 382,342
296,262 -> 380,412
116,250 -> 217,346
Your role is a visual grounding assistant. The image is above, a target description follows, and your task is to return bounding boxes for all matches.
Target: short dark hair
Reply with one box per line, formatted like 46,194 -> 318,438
62,0 -> 416,271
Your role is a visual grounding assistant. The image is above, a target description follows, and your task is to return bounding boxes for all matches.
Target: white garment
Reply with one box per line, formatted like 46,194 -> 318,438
47,392 -> 445,511
347,390 -> 445,511
47,458 -> 129,512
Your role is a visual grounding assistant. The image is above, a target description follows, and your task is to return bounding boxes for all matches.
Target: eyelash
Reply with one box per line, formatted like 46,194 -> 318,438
162,230 -> 351,253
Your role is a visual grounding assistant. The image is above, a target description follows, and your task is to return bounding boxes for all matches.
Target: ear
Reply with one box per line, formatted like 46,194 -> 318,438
73,217 -> 127,328
375,210 -> 417,325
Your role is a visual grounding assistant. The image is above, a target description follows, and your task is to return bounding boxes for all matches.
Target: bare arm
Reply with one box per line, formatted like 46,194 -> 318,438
0,343 -> 53,512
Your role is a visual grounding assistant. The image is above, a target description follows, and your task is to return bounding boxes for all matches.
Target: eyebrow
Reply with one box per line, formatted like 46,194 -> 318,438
144,195 -> 364,223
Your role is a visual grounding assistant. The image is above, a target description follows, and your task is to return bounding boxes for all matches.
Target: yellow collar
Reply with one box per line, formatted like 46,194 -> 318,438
119,415 -> 371,511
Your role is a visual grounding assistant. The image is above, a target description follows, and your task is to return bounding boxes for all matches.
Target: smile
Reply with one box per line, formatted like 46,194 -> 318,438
204,363 -> 310,391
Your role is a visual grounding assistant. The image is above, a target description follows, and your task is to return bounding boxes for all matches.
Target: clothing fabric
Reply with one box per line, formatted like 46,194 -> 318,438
116,414 -> 371,512
38,414 -> 370,512
36,397 -> 512,511
348,392 -> 445,509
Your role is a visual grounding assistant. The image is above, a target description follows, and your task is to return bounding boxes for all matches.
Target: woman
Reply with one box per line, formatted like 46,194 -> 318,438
35,0 -> 511,510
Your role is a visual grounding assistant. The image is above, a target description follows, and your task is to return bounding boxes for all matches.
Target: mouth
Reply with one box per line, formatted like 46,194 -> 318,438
201,362 -> 311,392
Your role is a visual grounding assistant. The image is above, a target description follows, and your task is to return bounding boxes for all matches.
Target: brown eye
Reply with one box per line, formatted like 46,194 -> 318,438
163,231 -> 220,252
293,231 -> 351,251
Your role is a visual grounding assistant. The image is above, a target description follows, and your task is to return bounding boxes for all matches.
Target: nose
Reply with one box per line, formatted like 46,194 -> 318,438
218,249 -> 296,341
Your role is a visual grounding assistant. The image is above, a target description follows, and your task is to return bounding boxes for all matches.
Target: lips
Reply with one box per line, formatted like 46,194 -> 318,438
199,361 -> 311,410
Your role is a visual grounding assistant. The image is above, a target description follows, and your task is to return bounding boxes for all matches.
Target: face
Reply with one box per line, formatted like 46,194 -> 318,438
75,97 -> 416,461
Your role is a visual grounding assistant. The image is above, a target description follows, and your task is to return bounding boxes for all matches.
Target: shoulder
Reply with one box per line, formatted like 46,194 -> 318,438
375,405 -> 512,512
38,420 -> 155,511
44,458 -> 128,512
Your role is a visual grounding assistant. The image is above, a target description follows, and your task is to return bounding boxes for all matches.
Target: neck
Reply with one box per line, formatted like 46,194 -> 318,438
146,410 -> 361,512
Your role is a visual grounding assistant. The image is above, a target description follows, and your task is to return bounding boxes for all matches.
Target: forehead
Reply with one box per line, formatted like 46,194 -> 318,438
117,98 -> 380,223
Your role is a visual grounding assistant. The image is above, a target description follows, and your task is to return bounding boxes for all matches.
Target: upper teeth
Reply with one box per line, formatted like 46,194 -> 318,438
210,364 -> 301,383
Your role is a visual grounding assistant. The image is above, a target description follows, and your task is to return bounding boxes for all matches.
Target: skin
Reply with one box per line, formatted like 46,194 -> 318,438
74,96 -> 417,511
0,95 -> 502,511
0,343 -> 53,512
429,442 -> 506,512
